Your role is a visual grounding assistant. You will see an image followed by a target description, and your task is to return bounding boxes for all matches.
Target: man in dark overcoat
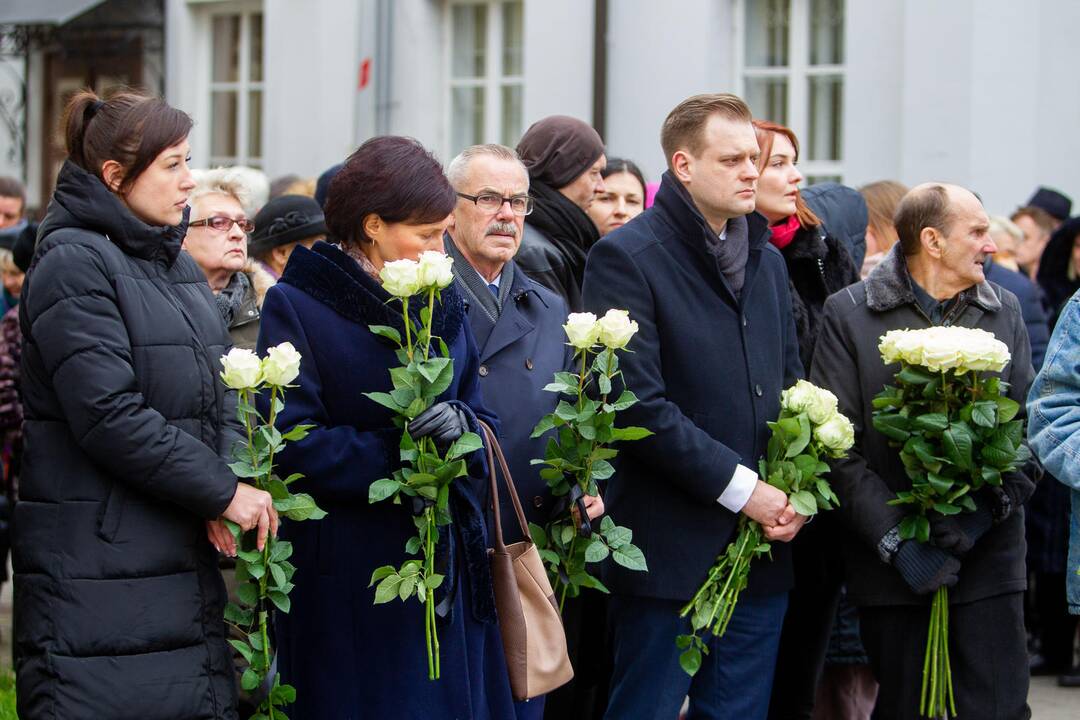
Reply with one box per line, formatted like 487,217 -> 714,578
445,143 -> 603,719
811,183 -> 1036,719
583,93 -> 805,719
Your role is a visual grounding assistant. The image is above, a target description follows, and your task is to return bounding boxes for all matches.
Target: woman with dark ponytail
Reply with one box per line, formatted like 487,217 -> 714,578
14,89 -> 276,719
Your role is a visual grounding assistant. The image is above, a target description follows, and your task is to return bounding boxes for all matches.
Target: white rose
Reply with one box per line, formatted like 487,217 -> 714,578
220,347 -> 263,390
814,412 -> 855,456
596,309 -> 639,350
563,312 -> 601,350
878,330 -> 905,365
379,259 -> 422,297
262,342 -> 302,386
782,380 -> 838,425
417,250 -> 455,290
957,328 -> 1010,372
915,327 -> 963,373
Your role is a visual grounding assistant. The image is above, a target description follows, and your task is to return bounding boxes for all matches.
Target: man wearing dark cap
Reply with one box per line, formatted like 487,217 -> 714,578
1026,186 -> 1072,227
515,115 -> 607,310
251,194 -> 327,278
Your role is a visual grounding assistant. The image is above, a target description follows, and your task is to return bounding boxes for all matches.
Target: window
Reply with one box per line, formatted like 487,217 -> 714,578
208,8 -> 264,168
447,0 -> 524,155
737,0 -> 845,183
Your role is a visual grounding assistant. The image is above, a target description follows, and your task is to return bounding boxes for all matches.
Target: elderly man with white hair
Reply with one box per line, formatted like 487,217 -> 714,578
183,167 -> 275,349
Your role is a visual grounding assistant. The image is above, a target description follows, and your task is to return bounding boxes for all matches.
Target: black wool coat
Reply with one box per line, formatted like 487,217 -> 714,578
810,246 -> 1036,606
15,161 -> 239,719
582,172 -> 803,601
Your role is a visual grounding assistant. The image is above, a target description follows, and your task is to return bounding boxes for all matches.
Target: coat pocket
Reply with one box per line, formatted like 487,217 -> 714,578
96,483 -> 126,543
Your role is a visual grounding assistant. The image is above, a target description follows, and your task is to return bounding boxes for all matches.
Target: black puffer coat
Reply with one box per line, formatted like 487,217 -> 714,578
14,161 -> 240,719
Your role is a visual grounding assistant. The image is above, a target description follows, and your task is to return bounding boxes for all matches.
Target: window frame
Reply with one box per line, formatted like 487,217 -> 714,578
443,0 -> 525,157
205,1 -> 265,169
733,0 -> 845,182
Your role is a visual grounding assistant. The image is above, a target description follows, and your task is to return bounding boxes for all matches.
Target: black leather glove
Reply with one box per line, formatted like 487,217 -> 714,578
892,540 -> 961,595
408,402 -> 469,450
929,505 -> 994,557
548,482 -> 593,538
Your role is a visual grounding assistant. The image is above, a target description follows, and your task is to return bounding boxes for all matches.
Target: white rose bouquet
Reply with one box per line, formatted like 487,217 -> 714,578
529,310 -> 651,611
363,251 -> 487,681
871,326 -> 1028,719
677,380 -> 853,676
219,344 -> 326,720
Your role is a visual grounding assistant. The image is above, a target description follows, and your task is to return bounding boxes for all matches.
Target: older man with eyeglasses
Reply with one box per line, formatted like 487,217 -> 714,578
444,143 -> 604,719
183,167 -> 276,349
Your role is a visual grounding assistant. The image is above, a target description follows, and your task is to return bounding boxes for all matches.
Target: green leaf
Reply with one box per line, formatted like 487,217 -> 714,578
236,582 -> 259,607
610,390 -> 638,411
369,565 -> 397,587
898,365 -> 935,385
599,515 -> 616,533
679,646 -> 702,677
898,515 -> 919,540
369,325 -> 402,344
528,522 -> 548,547
225,602 -> 254,626
531,414 -> 557,439
555,401 -> 579,422
942,424 -> 974,470
591,460 -> 616,480
932,503 -> 961,515
446,431 -> 484,460
269,591 -> 291,613
559,524 -> 575,545
915,514 -> 931,544
995,396 -> 1020,422
417,357 -> 451,384
227,460 -> 262,479
597,372 -> 612,395
268,478 -> 290,500
676,634 -> 692,650
270,563 -> 287,589
374,575 -> 402,604
872,413 -> 911,442
912,413 -> 949,433
425,573 -> 445,590
584,539 -> 610,563
281,424 -> 314,442
278,493 -> 328,521
363,391 -> 405,413
229,638 -> 254,663
398,576 -> 417,601
612,543 -> 648,571
368,478 -> 402,503
927,472 -> 953,496
610,426 -> 653,442
603,524 -> 633,549
241,668 -> 261,691
971,401 -> 997,429
789,490 -> 818,516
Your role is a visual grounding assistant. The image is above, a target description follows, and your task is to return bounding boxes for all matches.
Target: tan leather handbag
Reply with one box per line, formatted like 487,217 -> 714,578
478,420 -> 574,701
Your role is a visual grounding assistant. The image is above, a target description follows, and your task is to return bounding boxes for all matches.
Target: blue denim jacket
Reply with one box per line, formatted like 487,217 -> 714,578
1028,290 -> 1080,614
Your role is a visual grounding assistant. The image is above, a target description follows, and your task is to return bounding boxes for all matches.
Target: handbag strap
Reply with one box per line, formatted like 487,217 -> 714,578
477,419 -> 533,553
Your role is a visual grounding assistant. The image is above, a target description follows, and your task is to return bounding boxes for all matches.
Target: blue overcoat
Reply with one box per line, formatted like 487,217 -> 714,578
256,242 -> 515,719
451,256 -> 574,542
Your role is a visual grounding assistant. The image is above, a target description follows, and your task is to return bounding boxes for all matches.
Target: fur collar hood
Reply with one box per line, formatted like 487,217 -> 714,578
279,241 -> 465,341
864,244 -> 1002,314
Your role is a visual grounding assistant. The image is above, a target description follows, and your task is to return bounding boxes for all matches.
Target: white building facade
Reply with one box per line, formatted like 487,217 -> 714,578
3,0 -> 1077,216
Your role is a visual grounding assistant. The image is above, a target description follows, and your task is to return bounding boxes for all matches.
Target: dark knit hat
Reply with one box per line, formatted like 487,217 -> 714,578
516,115 -> 605,189
315,163 -> 344,209
12,222 -> 36,273
1026,186 -> 1072,222
250,195 -> 326,257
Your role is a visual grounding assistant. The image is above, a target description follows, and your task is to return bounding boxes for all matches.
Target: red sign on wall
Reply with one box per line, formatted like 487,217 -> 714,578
359,58 -> 372,90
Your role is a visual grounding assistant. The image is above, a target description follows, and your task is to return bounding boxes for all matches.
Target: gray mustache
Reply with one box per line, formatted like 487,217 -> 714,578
486,222 -> 518,238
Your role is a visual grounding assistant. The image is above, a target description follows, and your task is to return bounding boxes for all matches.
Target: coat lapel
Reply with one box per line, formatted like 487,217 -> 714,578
479,271 -> 538,362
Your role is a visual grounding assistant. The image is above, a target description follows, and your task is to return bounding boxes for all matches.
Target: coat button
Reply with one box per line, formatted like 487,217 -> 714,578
479,365 -> 489,377
533,496 -> 545,508
754,384 -> 763,397
525,358 -> 534,370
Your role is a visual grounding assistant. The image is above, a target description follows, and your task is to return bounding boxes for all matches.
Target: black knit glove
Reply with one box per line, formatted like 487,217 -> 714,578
892,540 -> 961,595
929,504 -> 994,557
408,402 -> 469,450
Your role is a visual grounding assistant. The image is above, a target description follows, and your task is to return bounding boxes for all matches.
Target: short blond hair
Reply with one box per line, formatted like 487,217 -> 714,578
0,248 -> 16,273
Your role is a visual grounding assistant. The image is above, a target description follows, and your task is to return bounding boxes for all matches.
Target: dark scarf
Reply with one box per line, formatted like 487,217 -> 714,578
525,180 -> 601,294
704,214 -> 750,298
444,234 -> 513,322
215,270 -> 252,327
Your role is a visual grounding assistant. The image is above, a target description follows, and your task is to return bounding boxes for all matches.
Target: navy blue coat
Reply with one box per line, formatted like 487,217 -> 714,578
453,258 -> 574,542
582,172 -> 804,601
256,242 -> 514,719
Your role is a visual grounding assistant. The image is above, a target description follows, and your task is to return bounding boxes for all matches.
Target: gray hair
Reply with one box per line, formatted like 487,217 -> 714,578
190,166 -> 269,215
446,144 -> 528,190
988,215 -> 1023,242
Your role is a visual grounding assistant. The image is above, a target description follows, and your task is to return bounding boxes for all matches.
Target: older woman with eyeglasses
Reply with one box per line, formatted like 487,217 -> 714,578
183,167 -> 276,349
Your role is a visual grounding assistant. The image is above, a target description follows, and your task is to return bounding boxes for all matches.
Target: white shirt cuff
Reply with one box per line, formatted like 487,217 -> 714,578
716,464 -> 758,513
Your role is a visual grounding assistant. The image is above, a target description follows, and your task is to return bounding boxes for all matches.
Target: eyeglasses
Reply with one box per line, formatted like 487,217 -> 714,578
456,192 -> 534,216
189,216 -> 255,233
